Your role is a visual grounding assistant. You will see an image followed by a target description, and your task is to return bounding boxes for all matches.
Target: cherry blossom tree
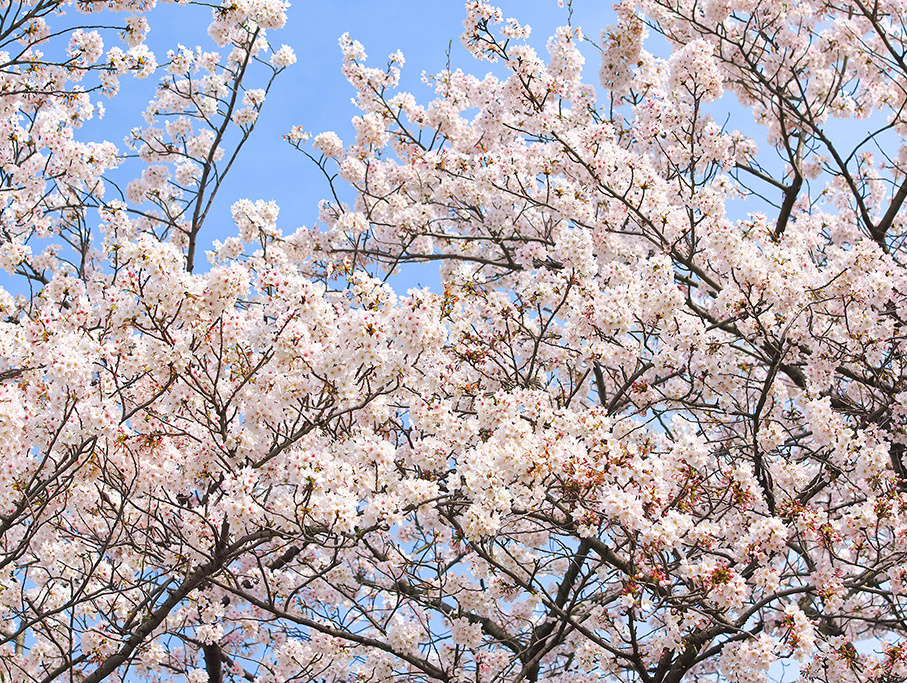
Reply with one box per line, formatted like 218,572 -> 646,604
3,0 -> 907,681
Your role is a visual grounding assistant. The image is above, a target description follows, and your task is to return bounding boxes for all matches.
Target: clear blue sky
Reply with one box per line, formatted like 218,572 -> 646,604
86,1 -> 617,275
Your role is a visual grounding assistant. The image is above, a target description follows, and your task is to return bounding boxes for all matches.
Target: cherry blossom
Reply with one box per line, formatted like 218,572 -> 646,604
3,0 -> 907,681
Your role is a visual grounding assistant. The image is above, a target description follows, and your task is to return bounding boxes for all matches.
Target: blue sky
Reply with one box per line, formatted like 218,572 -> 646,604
85,1 -> 618,279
